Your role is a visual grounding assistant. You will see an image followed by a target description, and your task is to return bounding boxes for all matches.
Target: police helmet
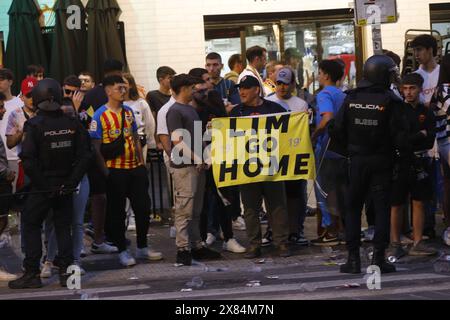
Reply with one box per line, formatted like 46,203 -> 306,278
363,55 -> 398,88
32,78 -> 62,111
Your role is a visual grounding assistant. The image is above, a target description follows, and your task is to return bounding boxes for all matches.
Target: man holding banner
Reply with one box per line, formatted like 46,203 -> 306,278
212,75 -> 315,259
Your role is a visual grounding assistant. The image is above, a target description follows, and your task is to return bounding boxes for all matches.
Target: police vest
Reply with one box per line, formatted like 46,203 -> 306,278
344,89 -> 395,155
34,114 -> 79,178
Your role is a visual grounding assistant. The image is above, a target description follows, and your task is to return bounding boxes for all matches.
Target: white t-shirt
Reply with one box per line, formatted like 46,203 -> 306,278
0,96 -> 23,160
238,66 -> 266,97
415,65 -> 441,158
124,98 -> 156,148
265,94 -> 308,113
415,64 -> 440,105
156,96 -> 176,136
5,107 -> 31,156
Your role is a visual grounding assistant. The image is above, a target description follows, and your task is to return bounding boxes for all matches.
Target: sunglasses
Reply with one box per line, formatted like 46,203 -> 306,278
64,89 -> 76,95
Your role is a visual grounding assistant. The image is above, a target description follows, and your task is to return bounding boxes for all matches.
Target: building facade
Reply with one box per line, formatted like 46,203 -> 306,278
1,0 -> 450,90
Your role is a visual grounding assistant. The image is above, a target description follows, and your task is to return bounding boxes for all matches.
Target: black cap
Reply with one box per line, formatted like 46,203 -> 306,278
235,75 -> 260,89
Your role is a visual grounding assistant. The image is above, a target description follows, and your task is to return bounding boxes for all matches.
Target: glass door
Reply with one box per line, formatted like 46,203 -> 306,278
320,21 -> 356,88
283,23 -> 318,92
245,24 -> 281,62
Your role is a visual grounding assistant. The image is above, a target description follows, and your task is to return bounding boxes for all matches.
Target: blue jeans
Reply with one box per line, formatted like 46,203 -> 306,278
46,175 -> 90,263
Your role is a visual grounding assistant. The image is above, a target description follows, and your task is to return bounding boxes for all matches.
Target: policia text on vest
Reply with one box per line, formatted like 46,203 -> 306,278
211,112 -> 316,188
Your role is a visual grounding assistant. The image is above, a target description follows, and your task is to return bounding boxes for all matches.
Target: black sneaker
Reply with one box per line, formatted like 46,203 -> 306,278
176,250 -> 192,266
288,233 -> 310,246
8,272 -> 42,289
311,232 -> 340,246
191,247 -> 222,260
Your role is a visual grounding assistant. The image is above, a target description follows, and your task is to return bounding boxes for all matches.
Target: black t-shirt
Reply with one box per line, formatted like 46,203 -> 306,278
229,99 -> 287,117
146,90 -> 171,113
79,85 -> 108,129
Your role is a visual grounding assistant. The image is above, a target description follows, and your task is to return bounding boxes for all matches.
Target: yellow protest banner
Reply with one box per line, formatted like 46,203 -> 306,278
211,112 -> 316,188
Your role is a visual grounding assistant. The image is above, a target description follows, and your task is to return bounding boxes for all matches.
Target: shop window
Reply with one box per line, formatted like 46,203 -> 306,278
430,3 -> 450,56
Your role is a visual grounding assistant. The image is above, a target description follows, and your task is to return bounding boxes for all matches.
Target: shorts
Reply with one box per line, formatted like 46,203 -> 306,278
0,183 -> 12,218
88,164 -> 107,195
391,158 -> 433,206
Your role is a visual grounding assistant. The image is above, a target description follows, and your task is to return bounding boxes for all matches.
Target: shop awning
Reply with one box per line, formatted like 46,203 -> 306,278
49,0 -> 87,83
86,0 -> 128,83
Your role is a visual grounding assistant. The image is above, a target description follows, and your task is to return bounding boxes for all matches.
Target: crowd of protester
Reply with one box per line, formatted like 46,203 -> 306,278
0,33 -> 449,287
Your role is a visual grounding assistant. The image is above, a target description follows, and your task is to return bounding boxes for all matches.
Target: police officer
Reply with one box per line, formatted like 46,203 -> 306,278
9,79 -> 91,289
331,55 -> 410,274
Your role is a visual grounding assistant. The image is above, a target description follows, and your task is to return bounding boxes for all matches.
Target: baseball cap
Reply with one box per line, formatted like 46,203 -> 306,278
21,76 -> 38,97
235,75 -> 260,89
276,67 -> 294,85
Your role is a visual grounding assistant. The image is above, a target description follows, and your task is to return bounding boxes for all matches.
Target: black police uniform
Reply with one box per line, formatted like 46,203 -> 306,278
331,55 -> 410,274
9,79 -> 91,289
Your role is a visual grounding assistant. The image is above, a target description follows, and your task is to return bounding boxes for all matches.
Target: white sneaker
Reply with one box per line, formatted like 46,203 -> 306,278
443,228 -> 450,247
232,216 -> 246,231
136,247 -> 163,261
119,251 -> 136,267
223,238 -> 246,253
127,215 -> 136,232
206,233 -> 216,246
91,242 -> 119,254
40,261 -> 54,278
0,269 -> 17,281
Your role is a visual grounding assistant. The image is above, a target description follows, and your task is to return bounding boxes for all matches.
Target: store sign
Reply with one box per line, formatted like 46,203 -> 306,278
354,0 -> 398,26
